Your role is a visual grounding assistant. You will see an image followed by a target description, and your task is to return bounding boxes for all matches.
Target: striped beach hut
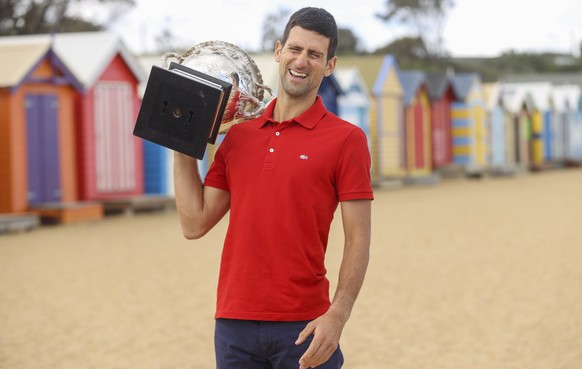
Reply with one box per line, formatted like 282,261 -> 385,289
370,54 -> 406,184
399,70 -> 433,179
0,39 -> 83,213
49,32 -> 147,200
450,73 -> 488,175
335,67 -> 371,139
425,72 -> 455,172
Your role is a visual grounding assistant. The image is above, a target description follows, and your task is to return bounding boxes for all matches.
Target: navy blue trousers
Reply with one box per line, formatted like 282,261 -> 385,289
214,319 -> 344,369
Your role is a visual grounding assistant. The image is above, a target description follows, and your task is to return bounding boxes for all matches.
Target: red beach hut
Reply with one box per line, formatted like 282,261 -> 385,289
398,70 -> 437,182
50,32 -> 146,201
425,72 -> 455,172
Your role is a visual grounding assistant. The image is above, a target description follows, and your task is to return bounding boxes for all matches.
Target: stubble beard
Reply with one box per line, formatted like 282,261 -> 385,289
280,74 -> 312,99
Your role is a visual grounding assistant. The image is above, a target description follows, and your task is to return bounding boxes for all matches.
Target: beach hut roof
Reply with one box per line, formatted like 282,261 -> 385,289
551,84 -> 581,111
482,82 -> 502,110
334,67 -> 368,93
337,54 -> 385,90
0,38 -> 82,92
335,67 -> 370,107
0,41 -> 50,88
499,83 -> 535,114
398,70 -> 426,105
0,32 -> 146,88
425,72 -> 450,100
502,72 -> 582,87
372,54 -> 401,95
323,73 -> 344,95
526,82 -> 553,111
55,32 -> 146,87
501,82 -> 553,111
450,73 -> 481,100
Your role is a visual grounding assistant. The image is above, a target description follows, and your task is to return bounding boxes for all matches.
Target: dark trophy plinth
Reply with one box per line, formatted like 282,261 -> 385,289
133,41 -> 272,160
134,62 -> 232,159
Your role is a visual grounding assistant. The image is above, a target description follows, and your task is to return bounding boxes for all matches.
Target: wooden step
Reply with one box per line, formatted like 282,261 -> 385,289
29,202 -> 104,225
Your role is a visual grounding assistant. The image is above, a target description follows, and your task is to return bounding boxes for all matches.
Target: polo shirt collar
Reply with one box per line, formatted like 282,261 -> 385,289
259,96 -> 326,129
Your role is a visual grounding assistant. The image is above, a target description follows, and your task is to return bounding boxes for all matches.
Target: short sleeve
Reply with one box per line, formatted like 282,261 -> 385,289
335,128 -> 374,202
203,135 -> 231,192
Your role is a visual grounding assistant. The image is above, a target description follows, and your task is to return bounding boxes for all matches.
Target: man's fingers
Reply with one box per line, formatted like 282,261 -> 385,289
295,322 -> 315,345
301,337 -> 336,368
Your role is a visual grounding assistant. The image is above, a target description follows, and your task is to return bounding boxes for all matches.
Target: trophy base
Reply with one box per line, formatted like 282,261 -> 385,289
133,64 -> 232,160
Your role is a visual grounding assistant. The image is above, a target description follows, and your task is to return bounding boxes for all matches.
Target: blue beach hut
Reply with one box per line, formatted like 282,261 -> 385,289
335,67 -> 371,138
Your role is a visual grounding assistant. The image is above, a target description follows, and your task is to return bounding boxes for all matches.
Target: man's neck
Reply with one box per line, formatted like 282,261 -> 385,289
272,94 -> 317,123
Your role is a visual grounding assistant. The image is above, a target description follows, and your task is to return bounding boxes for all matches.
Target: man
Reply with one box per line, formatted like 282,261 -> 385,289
174,7 -> 373,369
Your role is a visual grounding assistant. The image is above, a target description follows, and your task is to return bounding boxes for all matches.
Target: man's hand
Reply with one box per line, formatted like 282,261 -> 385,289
295,310 -> 346,369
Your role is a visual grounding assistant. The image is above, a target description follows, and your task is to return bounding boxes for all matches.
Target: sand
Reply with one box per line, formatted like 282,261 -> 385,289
1,168 -> 582,369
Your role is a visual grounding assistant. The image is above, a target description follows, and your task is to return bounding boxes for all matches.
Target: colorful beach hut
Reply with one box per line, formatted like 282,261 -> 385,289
499,83 -> 532,171
371,54 -> 406,184
47,32 -> 147,200
319,74 -> 343,115
525,83 -> 554,169
399,70 -> 433,179
0,39 -> 82,213
548,85 -> 571,166
450,73 -> 488,175
335,67 -> 371,140
552,84 -> 582,165
425,72 -> 455,172
482,82 -> 516,174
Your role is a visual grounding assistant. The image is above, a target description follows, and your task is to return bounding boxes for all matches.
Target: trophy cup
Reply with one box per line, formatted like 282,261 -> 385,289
134,40 -> 272,159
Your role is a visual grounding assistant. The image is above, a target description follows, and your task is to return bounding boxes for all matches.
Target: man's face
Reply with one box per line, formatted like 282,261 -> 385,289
275,26 -> 336,99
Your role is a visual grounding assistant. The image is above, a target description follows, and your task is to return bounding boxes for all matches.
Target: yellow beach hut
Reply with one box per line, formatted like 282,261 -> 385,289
370,54 -> 406,185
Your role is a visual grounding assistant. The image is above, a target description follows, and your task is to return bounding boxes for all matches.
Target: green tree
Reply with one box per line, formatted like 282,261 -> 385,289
337,28 -> 360,55
260,7 -> 291,52
376,0 -> 454,58
0,0 -> 134,35
374,36 -> 427,61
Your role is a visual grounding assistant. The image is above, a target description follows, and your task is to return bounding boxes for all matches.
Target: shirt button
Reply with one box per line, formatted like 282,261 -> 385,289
269,148 -> 275,153
275,131 -> 280,136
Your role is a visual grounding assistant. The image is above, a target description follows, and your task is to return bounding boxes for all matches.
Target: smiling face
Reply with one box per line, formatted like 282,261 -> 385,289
274,26 -> 337,101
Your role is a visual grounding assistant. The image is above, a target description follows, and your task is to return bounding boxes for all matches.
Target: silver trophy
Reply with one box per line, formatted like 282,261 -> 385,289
134,41 -> 272,159
162,40 -> 272,134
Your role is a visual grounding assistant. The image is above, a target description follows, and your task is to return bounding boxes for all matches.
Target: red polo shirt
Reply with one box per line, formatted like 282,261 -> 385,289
204,97 -> 373,321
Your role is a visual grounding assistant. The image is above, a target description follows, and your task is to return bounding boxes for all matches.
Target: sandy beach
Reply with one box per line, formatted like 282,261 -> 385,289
1,168 -> 582,369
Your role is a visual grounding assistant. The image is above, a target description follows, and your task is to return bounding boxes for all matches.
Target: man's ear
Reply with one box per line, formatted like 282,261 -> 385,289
324,56 -> 337,77
274,40 -> 283,62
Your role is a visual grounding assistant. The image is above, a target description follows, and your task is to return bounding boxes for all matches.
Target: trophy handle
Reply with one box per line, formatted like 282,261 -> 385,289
161,52 -> 182,69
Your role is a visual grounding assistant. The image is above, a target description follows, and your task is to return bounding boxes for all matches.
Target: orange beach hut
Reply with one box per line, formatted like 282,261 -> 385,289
0,39 -> 82,213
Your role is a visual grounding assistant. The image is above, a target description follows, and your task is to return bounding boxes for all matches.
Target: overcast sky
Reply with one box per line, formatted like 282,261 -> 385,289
109,0 -> 582,57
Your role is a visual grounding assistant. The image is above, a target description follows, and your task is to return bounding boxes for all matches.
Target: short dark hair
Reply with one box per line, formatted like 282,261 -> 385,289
281,7 -> 338,60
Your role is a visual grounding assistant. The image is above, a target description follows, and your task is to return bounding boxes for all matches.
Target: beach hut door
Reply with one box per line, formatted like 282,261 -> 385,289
25,94 -> 61,204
